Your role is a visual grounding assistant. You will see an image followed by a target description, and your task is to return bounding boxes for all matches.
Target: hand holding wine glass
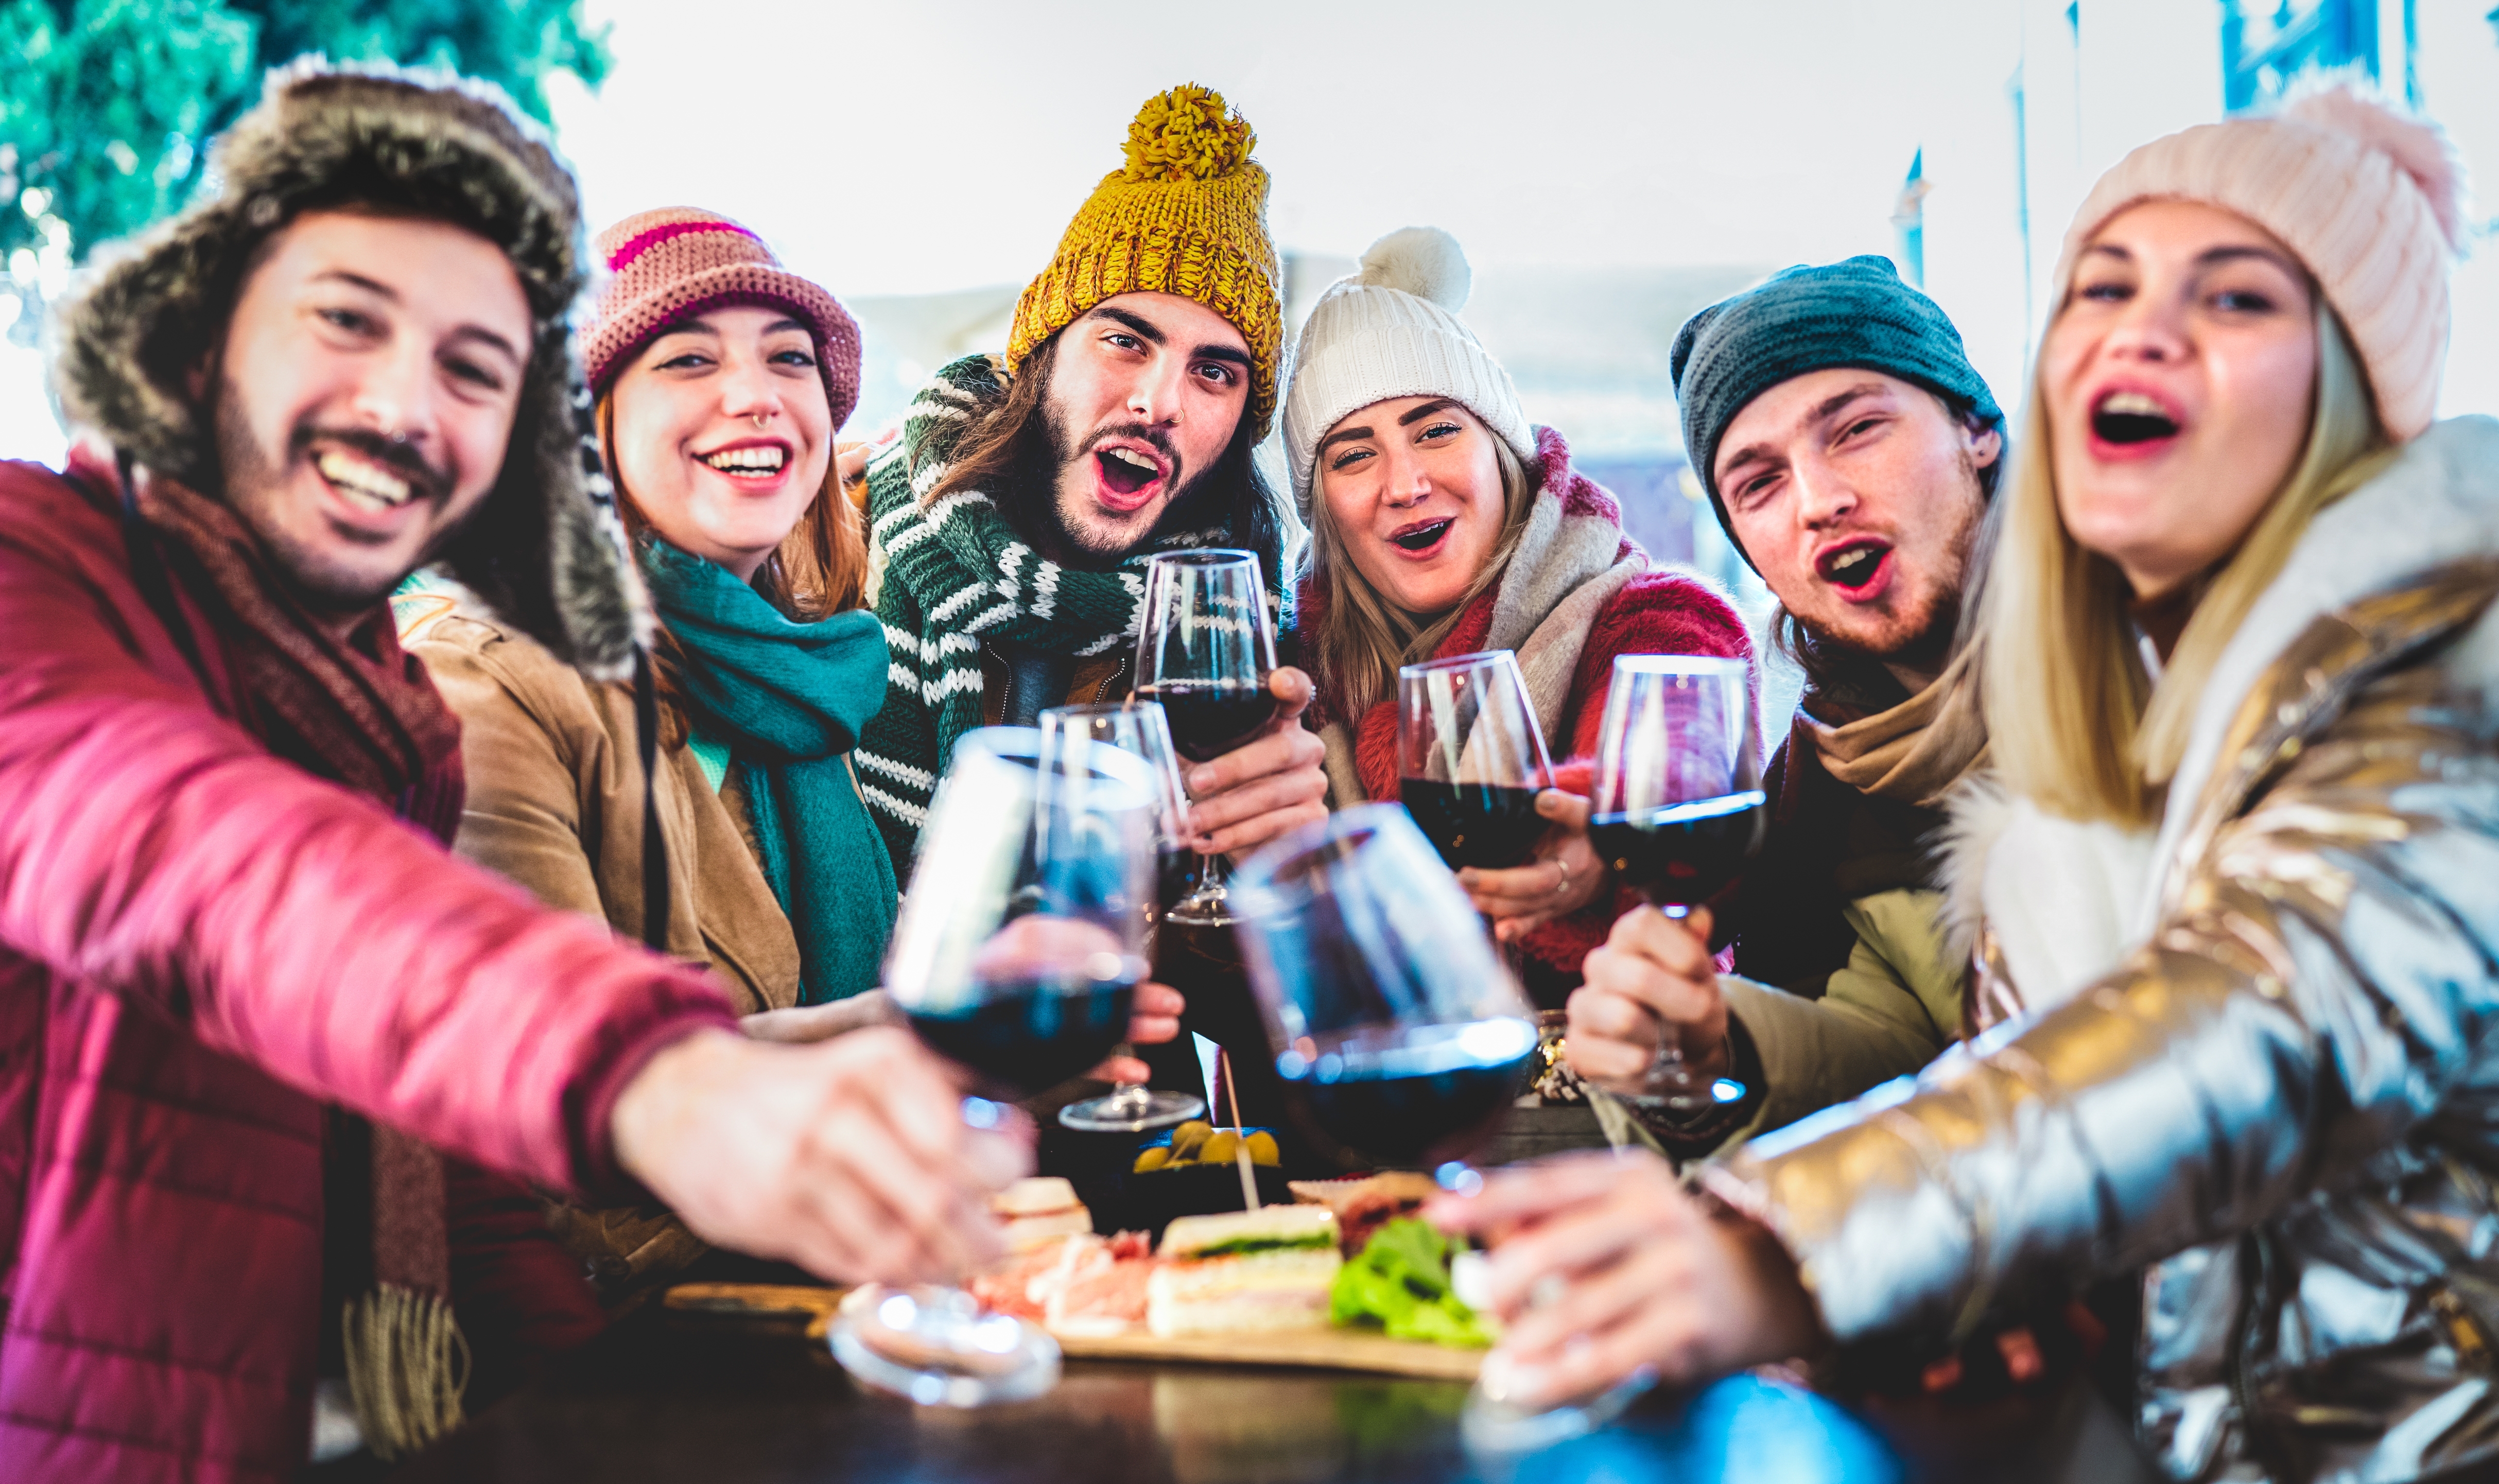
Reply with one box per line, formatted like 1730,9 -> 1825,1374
830,726 -> 1164,1406
1565,903 -> 1734,1088
1423,1149 -> 1825,1412
1585,656 -> 1763,1113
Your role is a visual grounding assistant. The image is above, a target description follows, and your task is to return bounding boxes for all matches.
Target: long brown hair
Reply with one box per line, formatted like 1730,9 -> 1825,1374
598,393 -> 871,745
1303,426 -> 1537,724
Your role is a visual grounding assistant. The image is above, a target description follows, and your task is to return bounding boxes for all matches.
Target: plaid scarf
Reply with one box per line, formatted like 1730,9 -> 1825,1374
855,354 -> 1276,870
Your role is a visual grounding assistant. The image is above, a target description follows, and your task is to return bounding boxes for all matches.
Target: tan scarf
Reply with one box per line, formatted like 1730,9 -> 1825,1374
127,465 -> 471,1458
1804,640 -> 1989,808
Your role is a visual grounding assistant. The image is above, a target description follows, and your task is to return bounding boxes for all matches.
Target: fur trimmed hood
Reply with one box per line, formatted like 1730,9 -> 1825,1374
47,59 -> 645,676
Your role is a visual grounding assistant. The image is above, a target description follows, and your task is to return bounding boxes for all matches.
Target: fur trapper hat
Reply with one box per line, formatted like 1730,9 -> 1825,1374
49,59 -> 646,676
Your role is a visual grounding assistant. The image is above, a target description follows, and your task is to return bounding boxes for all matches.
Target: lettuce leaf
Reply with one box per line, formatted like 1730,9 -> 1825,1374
1328,1217 -> 1494,1348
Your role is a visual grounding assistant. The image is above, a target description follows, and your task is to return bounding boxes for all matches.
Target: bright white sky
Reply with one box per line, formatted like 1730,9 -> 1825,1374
4,0 -> 2494,462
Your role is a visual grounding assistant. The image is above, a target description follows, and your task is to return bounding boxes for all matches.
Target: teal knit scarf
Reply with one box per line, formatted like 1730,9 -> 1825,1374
856,354 -> 1277,871
641,538 -> 897,1003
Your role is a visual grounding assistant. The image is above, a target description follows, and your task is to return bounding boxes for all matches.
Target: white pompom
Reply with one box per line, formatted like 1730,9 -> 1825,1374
1356,226 -> 1471,311
2282,81 -> 2470,253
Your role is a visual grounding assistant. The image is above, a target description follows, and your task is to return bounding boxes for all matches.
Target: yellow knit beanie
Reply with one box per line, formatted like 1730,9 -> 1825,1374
1007,85 -> 1282,439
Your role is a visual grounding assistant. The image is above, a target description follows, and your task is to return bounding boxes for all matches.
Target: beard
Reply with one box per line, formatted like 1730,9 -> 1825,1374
1015,401 -> 1227,569
1787,445 -> 1986,687
212,382 -> 461,615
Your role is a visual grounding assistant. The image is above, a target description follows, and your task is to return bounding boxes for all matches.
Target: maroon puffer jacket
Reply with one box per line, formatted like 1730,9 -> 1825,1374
0,459 -> 738,1480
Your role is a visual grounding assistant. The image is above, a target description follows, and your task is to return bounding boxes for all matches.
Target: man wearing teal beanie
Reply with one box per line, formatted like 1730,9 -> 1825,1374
1565,255 -> 1999,1159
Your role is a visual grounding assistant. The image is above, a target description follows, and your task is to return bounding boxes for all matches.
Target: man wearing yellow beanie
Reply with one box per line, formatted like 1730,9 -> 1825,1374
857,84 -> 1324,877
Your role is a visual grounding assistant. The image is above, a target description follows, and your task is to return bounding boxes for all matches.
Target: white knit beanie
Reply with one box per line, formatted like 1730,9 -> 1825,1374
2053,82 -> 2470,442
1280,226 -> 1536,511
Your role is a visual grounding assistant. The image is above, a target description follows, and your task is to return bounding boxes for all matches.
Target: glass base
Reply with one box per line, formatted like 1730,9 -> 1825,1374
1058,1087 -> 1205,1133
1460,1365 -> 1657,1454
827,1284 -> 1060,1408
1164,887 -> 1239,928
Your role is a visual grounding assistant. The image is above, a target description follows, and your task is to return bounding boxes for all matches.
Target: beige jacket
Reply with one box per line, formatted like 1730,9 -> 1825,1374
407,595 -> 803,1296
407,596 -> 803,1014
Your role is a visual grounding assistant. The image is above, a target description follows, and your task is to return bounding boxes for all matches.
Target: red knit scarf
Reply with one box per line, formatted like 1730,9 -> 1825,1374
132,468 -> 464,827
112,457 -> 471,1448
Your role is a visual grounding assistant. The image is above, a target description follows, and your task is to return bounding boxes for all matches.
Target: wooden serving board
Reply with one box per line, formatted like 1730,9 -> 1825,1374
661,1283 -> 1482,1381
1055,1327 -> 1482,1381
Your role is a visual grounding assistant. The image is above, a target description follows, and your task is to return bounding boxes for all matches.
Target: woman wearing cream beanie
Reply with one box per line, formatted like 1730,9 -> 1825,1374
1434,85 -> 2499,1484
1282,226 -> 1750,1004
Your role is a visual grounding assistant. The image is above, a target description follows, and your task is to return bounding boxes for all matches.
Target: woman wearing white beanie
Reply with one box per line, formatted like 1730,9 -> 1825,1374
1283,227 -> 1750,1001
1435,85 -> 2499,1483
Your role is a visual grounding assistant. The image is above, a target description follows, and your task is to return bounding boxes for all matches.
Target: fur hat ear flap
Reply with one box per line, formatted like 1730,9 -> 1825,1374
428,342 -> 648,679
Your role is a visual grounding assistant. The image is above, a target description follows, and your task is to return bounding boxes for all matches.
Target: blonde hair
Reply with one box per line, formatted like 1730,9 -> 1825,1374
1981,306 -> 2391,824
1304,430 -> 1536,723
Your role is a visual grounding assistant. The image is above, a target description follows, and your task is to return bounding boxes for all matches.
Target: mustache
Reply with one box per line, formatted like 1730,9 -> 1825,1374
289,424 -> 454,505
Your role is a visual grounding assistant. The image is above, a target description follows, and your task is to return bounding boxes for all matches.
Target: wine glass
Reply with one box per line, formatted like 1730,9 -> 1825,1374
1585,655 -> 1764,1113
1398,650 -> 1554,870
835,726 -> 1158,1406
1045,701 -> 1209,1134
1134,549 -> 1279,928
1230,805 -> 1539,1180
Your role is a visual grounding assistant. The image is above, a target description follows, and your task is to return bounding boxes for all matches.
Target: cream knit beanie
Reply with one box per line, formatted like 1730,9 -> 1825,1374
2053,83 -> 2470,441
1281,226 -> 1535,512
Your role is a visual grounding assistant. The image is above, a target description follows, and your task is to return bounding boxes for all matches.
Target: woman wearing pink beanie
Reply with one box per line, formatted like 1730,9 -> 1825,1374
408,211 -> 1178,1302
1435,87 -> 2499,1483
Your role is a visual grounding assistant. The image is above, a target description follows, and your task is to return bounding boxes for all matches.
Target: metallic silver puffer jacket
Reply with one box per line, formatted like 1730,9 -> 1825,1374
1708,423 -> 2499,1484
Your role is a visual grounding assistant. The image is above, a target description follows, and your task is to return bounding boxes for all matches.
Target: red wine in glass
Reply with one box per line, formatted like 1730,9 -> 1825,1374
1276,1018 -> 1539,1170
1397,651 -> 1555,871
1586,791 -> 1766,911
1233,805 -> 1539,1176
1132,679 -> 1277,764
906,970 -> 1139,1098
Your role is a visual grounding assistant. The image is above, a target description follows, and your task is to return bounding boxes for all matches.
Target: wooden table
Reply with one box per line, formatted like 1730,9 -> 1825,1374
368,1305 -> 2162,1483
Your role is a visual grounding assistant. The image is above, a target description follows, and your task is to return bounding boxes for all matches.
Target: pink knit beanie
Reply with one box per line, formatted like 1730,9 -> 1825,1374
582,207 -> 862,431
2053,84 -> 2470,441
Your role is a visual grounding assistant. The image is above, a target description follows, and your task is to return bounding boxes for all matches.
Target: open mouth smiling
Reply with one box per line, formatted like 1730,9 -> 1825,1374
316,448 -> 419,513
1094,443 -> 1167,502
1815,537 -> 1891,596
1388,518 -> 1453,555
2090,389 -> 2184,448
696,440 -> 791,478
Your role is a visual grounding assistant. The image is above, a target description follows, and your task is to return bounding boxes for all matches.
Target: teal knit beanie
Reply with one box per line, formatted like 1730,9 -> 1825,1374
1670,256 -> 2001,569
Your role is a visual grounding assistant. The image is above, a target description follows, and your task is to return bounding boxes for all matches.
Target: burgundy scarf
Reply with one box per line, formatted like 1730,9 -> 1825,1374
105,455 -> 473,1454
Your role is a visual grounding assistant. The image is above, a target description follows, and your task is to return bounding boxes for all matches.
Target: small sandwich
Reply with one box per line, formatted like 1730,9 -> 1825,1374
992,1177 -> 1094,1254
1288,1172 -> 1440,1258
1146,1205 -> 1342,1338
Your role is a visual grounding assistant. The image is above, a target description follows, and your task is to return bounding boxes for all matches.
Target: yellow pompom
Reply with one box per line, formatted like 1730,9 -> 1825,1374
1121,83 -> 1255,184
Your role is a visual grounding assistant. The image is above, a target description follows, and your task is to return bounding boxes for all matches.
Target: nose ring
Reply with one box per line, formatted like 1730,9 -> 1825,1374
750,412 -> 768,430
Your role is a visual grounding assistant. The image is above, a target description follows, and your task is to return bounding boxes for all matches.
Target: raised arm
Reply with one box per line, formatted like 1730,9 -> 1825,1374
1714,643 -> 2499,1346
0,499 -> 734,1199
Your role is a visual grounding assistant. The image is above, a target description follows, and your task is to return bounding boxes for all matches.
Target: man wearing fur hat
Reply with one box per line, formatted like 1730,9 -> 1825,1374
856,84 -> 1326,872
1564,257 -> 2002,1153
0,64 -> 1027,1477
